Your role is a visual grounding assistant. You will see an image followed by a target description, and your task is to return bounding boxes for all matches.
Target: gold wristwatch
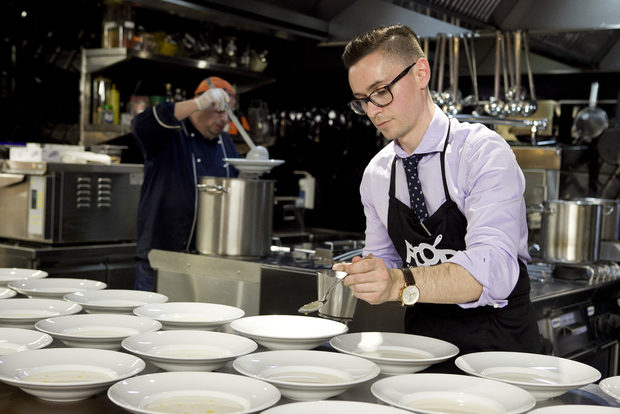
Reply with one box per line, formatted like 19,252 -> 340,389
400,267 -> 420,306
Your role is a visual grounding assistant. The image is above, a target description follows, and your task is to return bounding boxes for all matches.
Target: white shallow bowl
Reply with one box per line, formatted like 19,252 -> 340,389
0,287 -> 17,299
330,332 -> 459,375
455,351 -> 602,401
372,373 -> 536,414
0,298 -> 82,329
230,315 -> 348,350
133,302 -> 245,330
0,347 -> 145,402
108,371 -> 281,414
0,327 -> 53,355
233,349 -> 380,401
223,158 -> 285,175
529,406 -> 620,413
262,400 -> 412,413
64,289 -> 168,314
121,330 -> 257,371
8,278 -> 106,299
35,313 -> 162,350
0,268 -> 48,286
600,376 -> 620,401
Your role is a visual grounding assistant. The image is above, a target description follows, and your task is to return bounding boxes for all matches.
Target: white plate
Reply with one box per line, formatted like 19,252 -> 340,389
600,376 -> 620,401
233,349 -> 380,401
330,332 -> 459,375
0,287 -> 17,299
133,302 -> 245,330
529,406 -> 620,413
223,158 -> 285,174
371,373 -> 536,414
455,351 -> 602,401
64,289 -> 168,314
262,400 -> 412,413
121,330 -> 257,371
8,278 -> 106,299
0,347 -> 145,402
230,315 -> 348,350
108,371 -> 280,414
35,313 -> 162,350
0,327 -> 53,355
0,298 -> 82,329
0,268 -> 48,286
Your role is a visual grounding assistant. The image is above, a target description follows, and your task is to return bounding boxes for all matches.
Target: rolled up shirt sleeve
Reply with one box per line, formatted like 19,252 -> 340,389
446,129 -> 528,308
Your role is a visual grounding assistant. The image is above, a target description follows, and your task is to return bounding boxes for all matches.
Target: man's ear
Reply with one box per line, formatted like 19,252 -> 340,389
415,58 -> 431,89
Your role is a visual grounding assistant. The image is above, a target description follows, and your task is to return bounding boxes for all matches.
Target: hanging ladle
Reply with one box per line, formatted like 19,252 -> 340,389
573,81 -> 609,143
298,270 -> 348,314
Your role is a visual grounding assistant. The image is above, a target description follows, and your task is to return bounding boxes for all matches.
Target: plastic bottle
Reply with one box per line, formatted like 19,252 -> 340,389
294,171 -> 315,210
110,84 -> 120,124
174,88 -> 183,102
165,83 -> 174,103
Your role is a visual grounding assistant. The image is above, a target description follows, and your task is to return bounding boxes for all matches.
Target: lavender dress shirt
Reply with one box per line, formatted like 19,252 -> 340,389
360,106 -> 530,308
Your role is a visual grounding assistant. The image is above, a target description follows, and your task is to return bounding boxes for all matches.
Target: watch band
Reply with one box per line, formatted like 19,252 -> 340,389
401,267 -> 415,287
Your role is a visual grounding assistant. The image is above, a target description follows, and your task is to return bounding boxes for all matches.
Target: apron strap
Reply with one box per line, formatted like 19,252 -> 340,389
388,156 -> 398,199
440,121 -> 452,202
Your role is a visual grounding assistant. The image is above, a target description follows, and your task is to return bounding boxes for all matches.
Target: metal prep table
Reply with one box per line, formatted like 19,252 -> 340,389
1,340 -> 619,414
1,250 -> 620,412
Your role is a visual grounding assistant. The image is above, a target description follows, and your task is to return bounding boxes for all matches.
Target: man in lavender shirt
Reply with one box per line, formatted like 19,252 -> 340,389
334,24 -> 543,356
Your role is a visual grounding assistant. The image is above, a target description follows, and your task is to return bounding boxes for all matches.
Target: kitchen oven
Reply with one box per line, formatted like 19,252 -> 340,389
532,262 -> 620,378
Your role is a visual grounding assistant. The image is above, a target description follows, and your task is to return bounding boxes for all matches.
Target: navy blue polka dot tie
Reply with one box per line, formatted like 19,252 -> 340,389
404,154 -> 429,221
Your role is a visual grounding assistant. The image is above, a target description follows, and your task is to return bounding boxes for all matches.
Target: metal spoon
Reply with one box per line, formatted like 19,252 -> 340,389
298,270 -> 348,314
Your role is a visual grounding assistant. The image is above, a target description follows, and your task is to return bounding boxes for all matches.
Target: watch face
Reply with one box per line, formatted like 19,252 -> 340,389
402,285 -> 420,306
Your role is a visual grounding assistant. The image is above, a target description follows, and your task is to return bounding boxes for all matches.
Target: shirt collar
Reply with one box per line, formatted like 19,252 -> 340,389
394,104 -> 450,158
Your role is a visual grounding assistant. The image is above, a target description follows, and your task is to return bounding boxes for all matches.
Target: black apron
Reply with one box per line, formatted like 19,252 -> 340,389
387,124 -> 543,358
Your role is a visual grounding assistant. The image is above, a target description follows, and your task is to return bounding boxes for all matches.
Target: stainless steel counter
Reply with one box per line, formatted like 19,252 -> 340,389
149,249 -> 620,334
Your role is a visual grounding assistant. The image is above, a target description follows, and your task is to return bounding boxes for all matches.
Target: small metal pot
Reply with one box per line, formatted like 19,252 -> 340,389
573,197 -> 620,241
539,200 -> 604,264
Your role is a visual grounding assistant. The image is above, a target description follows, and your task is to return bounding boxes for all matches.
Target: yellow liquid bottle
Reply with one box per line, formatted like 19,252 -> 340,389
110,84 -> 120,124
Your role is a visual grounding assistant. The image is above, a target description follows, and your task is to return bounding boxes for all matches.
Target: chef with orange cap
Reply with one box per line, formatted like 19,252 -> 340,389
132,76 -> 241,291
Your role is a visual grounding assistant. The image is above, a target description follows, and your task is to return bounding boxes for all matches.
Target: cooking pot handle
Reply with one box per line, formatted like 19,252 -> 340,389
527,203 -> 554,214
197,184 -> 228,194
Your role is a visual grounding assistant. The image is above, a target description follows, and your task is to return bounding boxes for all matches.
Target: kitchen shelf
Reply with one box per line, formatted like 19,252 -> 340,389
79,48 -> 275,146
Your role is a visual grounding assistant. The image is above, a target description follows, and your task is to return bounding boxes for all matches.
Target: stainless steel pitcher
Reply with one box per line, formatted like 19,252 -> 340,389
317,269 -> 358,322
196,177 -> 274,257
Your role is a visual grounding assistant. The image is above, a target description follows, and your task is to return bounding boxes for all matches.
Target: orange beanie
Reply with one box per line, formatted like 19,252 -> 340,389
194,76 -> 235,96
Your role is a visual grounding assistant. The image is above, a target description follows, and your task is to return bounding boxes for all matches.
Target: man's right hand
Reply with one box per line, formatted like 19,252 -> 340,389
334,255 -> 402,305
195,88 -> 230,111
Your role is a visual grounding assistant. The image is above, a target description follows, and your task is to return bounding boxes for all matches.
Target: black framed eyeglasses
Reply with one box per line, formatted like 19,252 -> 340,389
348,61 -> 417,115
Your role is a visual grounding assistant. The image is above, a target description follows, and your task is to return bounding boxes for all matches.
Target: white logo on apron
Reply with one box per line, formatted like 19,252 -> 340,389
405,234 -> 457,267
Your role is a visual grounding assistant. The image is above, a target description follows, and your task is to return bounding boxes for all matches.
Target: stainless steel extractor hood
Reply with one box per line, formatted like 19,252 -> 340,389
129,0 -> 620,72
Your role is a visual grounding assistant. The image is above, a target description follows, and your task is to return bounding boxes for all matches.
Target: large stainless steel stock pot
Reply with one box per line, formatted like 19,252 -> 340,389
196,177 -> 274,257
573,197 -> 620,241
540,199 -> 606,264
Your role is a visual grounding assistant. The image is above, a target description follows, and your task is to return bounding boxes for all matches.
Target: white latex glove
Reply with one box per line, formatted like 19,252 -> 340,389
194,88 -> 230,111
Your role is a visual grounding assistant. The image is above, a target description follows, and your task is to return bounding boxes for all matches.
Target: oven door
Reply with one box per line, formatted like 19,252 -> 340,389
0,174 -> 53,242
566,339 -> 619,378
